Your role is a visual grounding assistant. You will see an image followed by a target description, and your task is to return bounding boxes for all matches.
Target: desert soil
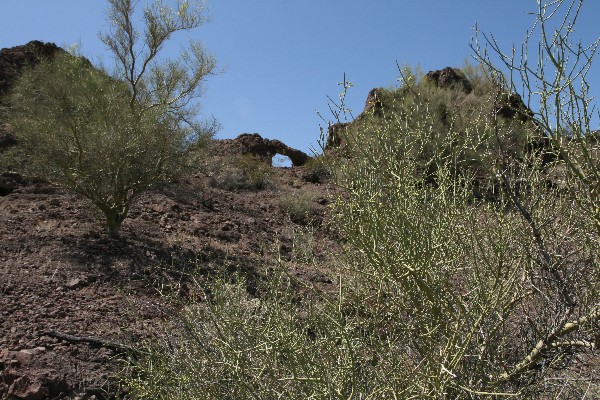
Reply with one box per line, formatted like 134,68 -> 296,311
0,167 -> 337,399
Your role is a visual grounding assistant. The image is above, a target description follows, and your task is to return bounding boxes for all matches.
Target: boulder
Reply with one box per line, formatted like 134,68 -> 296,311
425,66 -> 473,93
0,172 -> 24,196
495,92 -> 534,122
0,125 -> 17,149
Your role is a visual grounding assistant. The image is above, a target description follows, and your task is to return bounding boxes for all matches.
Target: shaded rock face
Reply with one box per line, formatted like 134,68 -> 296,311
0,172 -> 24,196
0,40 -> 63,100
222,133 -> 310,167
364,88 -> 384,116
496,92 -> 534,123
0,125 -> 17,149
325,122 -> 349,149
425,66 -> 473,94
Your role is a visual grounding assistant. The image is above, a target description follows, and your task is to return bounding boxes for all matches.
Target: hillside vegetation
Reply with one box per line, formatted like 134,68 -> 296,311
126,3 -> 598,399
125,70 -> 599,399
0,0 -> 597,399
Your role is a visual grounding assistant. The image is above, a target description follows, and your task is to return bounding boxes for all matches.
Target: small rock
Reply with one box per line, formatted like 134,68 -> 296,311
65,278 -> 84,290
8,375 -> 47,400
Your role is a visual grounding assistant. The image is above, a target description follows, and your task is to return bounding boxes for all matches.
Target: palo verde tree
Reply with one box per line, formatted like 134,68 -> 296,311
8,0 -> 217,237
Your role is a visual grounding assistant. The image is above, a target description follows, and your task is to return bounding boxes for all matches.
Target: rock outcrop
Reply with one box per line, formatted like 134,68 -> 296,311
363,88 -> 384,116
0,125 -> 16,149
0,173 -> 24,196
325,122 -> 350,149
325,88 -> 385,149
496,92 -> 534,123
0,40 -> 63,100
425,66 -> 473,93
220,133 -> 310,167
325,67 -> 545,151
425,67 -> 534,123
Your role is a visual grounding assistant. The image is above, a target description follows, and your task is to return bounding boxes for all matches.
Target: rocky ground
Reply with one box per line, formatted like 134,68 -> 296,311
0,41 -> 341,399
3,40 -> 595,400
0,158 -> 338,399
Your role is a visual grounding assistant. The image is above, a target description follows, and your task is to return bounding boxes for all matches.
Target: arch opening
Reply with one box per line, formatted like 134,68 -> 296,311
272,154 -> 292,168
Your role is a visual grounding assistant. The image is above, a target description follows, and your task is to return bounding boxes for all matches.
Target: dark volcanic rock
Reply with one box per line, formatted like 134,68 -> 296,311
0,126 -> 17,150
0,40 -> 64,100
363,88 -> 384,116
496,92 -> 534,122
0,173 -> 24,196
425,67 -> 534,123
1,348 -> 70,400
425,66 -> 473,93
326,122 -> 350,149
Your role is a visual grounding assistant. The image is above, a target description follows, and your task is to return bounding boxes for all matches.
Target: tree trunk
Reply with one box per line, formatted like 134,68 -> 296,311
104,209 -> 126,238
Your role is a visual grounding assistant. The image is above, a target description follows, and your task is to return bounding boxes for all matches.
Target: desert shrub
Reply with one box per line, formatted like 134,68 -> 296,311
280,190 -> 320,226
207,154 -> 274,191
330,62 -> 544,201
324,0 -> 598,396
7,0 -> 217,237
287,225 -> 317,264
125,273 -> 410,400
300,156 -> 332,183
126,1 -> 598,398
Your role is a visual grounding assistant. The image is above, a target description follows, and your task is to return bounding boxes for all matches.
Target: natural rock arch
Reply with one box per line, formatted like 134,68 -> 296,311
223,133 -> 310,167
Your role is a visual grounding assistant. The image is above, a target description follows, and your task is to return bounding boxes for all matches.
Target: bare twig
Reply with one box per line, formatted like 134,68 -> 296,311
497,306 -> 599,382
43,330 -> 142,359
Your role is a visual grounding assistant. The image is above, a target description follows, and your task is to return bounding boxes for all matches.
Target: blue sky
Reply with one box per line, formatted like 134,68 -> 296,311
1,1 -> 599,156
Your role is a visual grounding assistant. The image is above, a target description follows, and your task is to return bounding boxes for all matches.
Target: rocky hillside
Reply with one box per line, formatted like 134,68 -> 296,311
0,42 -> 334,399
0,157 -> 338,399
3,41 -> 592,398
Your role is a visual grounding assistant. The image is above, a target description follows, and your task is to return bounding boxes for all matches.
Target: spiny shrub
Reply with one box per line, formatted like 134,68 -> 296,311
280,190 -> 320,226
207,154 -> 274,191
300,156 -> 332,184
333,63 -> 547,201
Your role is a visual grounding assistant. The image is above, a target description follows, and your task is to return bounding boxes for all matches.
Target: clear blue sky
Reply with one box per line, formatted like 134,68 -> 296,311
1,1 -> 599,155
